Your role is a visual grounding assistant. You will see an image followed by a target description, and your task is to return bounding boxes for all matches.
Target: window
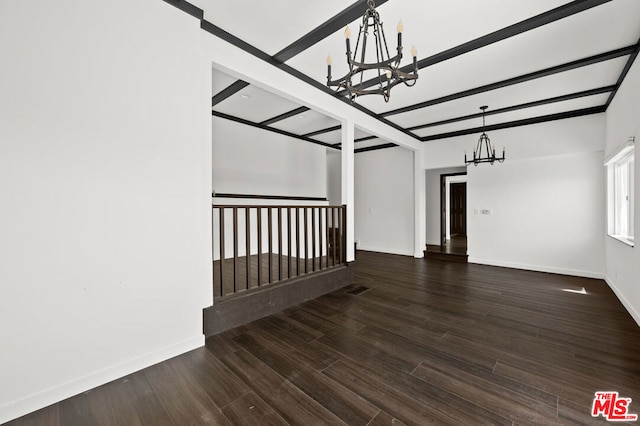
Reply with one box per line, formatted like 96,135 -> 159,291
606,139 -> 635,246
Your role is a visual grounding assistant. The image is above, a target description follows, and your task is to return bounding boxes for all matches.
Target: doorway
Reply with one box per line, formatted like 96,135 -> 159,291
439,173 -> 467,255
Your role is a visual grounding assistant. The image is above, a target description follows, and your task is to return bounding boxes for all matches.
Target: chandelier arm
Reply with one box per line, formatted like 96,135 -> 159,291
348,53 -> 401,69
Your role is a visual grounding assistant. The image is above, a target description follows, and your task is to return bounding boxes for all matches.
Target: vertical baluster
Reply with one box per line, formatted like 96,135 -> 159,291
325,207 -> 330,268
219,207 -> 225,298
304,207 -> 308,274
332,208 -> 337,266
295,207 -> 300,277
268,208 -> 273,284
212,207 -> 216,297
287,207 -> 292,279
339,206 -> 344,265
257,207 -> 262,287
233,207 -> 238,294
311,207 -> 316,272
278,207 -> 282,281
245,207 -> 251,291
342,205 -> 347,264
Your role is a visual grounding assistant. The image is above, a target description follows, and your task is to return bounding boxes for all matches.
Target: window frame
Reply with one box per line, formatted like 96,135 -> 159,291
606,139 -> 635,247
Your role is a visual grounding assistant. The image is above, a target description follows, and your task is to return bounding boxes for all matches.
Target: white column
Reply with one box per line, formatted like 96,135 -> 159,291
341,120 -> 355,262
414,149 -> 426,258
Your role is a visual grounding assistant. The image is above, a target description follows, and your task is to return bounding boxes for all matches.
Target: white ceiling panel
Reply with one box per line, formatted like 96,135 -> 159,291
387,56 -> 628,129
311,130 -> 341,145
355,138 -> 389,150
213,84 -> 301,123
198,0 -> 349,56
270,110 -> 339,135
211,67 -> 240,96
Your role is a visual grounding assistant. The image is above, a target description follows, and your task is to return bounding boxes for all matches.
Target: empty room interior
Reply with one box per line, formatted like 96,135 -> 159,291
2,0 -> 640,424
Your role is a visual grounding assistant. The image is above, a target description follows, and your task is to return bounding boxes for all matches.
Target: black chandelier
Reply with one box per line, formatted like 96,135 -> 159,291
326,0 -> 418,102
465,106 -> 505,166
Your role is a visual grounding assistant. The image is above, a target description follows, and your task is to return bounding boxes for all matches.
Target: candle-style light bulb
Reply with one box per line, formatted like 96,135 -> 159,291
326,55 -> 332,65
385,70 -> 392,79
396,20 -> 403,51
411,45 -> 417,57
345,26 -> 352,56
397,20 -> 403,33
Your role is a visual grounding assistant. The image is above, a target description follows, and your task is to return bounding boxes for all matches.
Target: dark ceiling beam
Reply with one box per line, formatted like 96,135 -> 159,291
162,0 -> 203,20
260,106 -> 310,125
201,18 -> 421,143
382,45 -> 635,117
339,0 -> 613,96
420,106 -> 606,142
332,135 -> 379,148
212,110 -> 338,150
355,143 -> 397,153
356,135 -> 378,143
407,85 -> 616,131
272,0 -> 389,63
605,38 -> 640,109
211,80 -> 250,107
303,125 -> 341,137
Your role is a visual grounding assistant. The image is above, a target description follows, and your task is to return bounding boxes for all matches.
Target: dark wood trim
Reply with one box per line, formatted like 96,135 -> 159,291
201,20 -> 276,65
218,207 -> 225,297
271,0 -> 390,63
325,136 -> 379,149
420,106 -> 606,142
356,135 -> 378,143
213,193 -> 328,202
605,38 -> 640,109
354,143 -> 398,153
245,207 -> 251,291
232,207 -> 238,294
161,0 -> 203,20
260,106 -> 310,126
212,80 -> 250,107
439,173 -> 467,246
382,45 -> 635,117
212,110 -> 337,149
200,19 -> 419,143
408,86 -> 616,132
303,125 -> 341,138
338,0 -> 613,96
257,207 -> 262,287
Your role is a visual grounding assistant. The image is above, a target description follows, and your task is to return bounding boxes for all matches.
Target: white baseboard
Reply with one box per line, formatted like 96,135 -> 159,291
357,245 -> 414,257
605,275 -> 640,327
467,257 -> 605,280
0,335 -> 204,425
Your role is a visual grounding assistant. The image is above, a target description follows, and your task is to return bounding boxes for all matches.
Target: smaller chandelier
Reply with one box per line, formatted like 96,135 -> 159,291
326,0 -> 418,102
465,106 -> 505,166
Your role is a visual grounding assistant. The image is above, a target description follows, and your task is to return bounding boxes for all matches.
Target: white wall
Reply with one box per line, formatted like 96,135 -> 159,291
211,117 -> 330,259
604,57 -> 640,325
425,166 -> 466,245
327,150 -> 342,206
355,147 -> 415,255
0,1 -> 211,422
423,115 -> 606,278
212,117 -> 327,198
467,150 -> 605,277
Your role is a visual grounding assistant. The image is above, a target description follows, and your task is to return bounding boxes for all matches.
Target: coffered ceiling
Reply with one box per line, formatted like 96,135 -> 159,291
166,0 -> 640,152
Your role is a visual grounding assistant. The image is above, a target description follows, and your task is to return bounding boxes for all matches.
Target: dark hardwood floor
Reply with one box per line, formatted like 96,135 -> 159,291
6,251 -> 640,425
